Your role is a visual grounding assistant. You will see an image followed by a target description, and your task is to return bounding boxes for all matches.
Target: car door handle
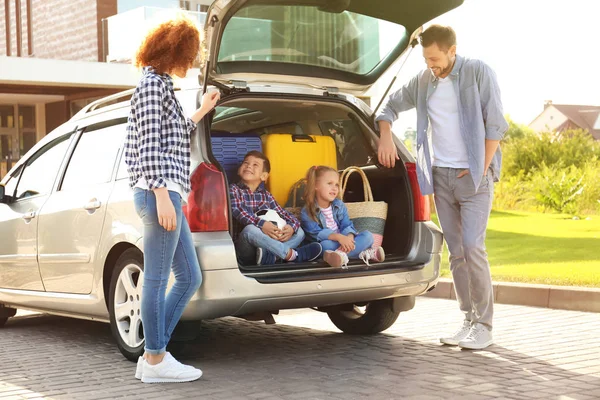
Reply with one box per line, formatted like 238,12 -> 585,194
22,210 -> 36,220
84,199 -> 101,211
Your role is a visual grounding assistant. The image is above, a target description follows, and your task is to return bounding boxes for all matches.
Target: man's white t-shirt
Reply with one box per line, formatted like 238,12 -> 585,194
427,76 -> 470,168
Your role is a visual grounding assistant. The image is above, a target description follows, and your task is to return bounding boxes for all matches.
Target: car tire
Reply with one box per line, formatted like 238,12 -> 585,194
327,298 -> 400,335
109,248 -> 145,362
0,317 -> 7,328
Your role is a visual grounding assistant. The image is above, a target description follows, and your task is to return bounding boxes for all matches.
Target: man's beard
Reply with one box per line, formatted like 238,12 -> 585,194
432,62 -> 452,77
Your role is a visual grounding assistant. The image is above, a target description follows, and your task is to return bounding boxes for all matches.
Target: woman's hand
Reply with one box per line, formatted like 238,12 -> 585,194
191,91 -> 220,123
154,188 -> 177,231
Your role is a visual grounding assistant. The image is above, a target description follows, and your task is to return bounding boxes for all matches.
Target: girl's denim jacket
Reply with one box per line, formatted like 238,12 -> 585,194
300,198 -> 358,242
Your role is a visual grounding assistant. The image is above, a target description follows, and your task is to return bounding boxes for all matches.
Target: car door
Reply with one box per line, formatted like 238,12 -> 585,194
37,122 -> 125,294
0,133 -> 74,291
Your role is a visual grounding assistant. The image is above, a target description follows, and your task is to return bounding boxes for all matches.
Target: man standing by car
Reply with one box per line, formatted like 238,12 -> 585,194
375,25 -> 507,350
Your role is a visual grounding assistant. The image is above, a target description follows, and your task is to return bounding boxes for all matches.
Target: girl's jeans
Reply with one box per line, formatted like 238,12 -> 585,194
319,230 -> 374,259
133,188 -> 202,355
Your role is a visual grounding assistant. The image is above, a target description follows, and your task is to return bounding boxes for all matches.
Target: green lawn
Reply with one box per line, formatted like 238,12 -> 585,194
435,210 -> 600,287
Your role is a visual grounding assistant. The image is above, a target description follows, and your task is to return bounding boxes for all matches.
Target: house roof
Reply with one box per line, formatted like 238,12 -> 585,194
552,104 -> 600,140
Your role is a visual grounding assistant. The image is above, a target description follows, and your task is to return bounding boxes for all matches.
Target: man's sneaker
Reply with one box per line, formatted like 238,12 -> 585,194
256,248 -> 277,266
141,354 -> 203,383
440,320 -> 472,346
324,250 -> 349,268
458,323 -> 493,350
295,243 -> 322,263
359,247 -> 385,266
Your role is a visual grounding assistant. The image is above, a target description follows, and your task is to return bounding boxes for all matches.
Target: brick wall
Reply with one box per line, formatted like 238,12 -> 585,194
0,0 -> 117,62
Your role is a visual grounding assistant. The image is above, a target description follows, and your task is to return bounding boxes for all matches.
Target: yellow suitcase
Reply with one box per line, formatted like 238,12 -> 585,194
262,134 -> 338,205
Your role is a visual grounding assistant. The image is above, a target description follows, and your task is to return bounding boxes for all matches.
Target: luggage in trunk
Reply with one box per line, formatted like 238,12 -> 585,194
262,134 -> 337,204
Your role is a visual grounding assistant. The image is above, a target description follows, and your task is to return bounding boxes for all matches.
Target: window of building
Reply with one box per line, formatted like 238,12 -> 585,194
19,105 -> 36,156
61,124 -> 125,191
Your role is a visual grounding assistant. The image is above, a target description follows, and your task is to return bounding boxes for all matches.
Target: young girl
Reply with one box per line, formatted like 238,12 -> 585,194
300,166 -> 385,268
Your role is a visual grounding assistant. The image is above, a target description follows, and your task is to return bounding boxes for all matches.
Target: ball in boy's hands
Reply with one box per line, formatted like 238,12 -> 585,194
258,209 -> 287,230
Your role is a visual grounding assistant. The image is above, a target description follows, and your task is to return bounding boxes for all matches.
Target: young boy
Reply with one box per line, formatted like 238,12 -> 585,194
230,151 -> 322,265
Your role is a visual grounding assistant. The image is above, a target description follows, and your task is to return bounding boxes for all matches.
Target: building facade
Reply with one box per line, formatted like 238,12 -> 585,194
0,0 -> 208,177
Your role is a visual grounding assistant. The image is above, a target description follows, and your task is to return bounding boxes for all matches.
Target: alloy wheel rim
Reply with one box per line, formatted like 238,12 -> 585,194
113,263 -> 144,348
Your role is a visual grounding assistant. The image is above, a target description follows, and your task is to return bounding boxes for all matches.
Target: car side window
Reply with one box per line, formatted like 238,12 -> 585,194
15,134 -> 74,200
319,119 -> 374,169
61,124 -> 125,191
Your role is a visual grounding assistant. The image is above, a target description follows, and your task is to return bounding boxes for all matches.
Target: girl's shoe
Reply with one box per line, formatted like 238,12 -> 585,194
323,250 -> 349,268
359,247 -> 385,266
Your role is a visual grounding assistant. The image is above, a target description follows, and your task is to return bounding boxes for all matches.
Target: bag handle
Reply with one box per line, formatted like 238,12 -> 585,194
288,179 -> 305,208
340,167 -> 373,202
292,135 -> 316,143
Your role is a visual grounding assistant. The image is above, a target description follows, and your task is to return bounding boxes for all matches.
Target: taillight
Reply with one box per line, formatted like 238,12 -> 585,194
185,162 -> 229,232
405,162 -> 430,222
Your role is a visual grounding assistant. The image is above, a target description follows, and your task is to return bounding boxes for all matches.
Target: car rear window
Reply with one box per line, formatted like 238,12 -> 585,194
218,4 -> 407,75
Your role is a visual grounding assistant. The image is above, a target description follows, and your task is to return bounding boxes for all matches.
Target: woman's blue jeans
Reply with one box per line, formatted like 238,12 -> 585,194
133,188 -> 202,355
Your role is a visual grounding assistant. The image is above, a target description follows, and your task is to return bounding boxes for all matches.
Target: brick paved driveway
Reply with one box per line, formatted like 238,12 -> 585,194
1,298 -> 599,400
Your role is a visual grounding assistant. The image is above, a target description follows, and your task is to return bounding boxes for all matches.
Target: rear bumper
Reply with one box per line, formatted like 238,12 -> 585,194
182,221 -> 443,320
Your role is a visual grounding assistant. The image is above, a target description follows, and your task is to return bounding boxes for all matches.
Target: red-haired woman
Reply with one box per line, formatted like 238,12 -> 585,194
124,16 -> 219,383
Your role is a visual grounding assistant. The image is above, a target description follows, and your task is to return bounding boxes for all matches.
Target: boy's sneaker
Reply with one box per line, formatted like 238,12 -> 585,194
295,243 -> 323,263
141,354 -> 202,383
458,323 -> 493,350
324,250 -> 349,268
256,248 -> 277,266
359,247 -> 385,266
440,320 -> 472,346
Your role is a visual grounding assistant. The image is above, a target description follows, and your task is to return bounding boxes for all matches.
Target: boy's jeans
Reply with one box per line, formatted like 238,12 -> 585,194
133,188 -> 202,355
319,230 -> 374,258
235,225 -> 305,264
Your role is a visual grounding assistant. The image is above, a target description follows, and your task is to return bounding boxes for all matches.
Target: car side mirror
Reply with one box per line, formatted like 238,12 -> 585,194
0,184 -> 5,203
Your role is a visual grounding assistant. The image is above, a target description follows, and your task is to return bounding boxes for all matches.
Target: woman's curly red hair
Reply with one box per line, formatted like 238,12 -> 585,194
134,16 -> 201,75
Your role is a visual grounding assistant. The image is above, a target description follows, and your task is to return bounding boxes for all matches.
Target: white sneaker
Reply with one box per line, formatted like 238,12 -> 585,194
323,250 -> 349,268
135,352 -> 194,380
458,323 -> 494,350
440,320 -> 472,346
135,356 -> 143,380
141,353 -> 203,383
359,247 -> 385,266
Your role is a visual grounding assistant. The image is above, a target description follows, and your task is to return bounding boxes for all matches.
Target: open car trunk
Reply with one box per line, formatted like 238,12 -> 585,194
206,92 -> 431,282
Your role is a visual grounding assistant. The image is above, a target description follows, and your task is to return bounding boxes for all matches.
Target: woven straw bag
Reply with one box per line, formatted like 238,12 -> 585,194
340,167 -> 388,248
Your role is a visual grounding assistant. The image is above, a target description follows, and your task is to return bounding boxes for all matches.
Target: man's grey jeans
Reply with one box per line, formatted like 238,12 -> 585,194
432,167 -> 494,329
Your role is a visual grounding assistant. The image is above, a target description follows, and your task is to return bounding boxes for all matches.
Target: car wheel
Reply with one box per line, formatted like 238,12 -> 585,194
109,248 -> 145,361
327,298 -> 400,335
0,317 -> 7,327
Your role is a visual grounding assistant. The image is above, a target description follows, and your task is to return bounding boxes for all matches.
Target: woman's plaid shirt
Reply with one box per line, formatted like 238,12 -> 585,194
124,67 -> 196,193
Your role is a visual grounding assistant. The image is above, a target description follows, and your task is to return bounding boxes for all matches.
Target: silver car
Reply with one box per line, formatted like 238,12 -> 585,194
0,0 -> 461,360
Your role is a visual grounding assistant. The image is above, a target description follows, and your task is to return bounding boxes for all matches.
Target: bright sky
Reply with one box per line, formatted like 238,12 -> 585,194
372,0 -> 600,135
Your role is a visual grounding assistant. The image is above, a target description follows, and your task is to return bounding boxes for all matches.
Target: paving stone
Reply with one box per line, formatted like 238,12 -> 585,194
0,298 -> 599,400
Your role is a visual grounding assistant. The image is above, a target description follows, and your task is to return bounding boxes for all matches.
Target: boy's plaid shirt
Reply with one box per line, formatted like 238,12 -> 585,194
124,67 -> 196,193
230,182 -> 300,239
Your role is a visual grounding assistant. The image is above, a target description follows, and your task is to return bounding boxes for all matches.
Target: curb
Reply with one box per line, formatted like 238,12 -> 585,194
424,278 -> 600,313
